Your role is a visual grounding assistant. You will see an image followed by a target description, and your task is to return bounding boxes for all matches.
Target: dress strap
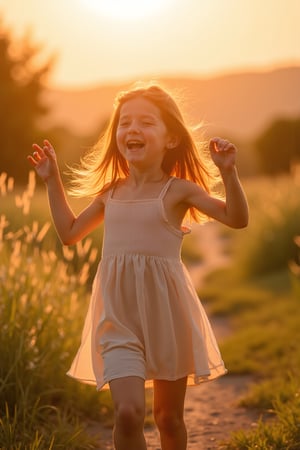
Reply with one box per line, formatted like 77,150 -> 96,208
106,185 -> 114,200
158,177 -> 175,199
107,179 -> 120,200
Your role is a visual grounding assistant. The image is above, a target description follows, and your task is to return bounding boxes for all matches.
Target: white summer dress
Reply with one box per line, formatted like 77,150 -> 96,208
67,177 -> 227,390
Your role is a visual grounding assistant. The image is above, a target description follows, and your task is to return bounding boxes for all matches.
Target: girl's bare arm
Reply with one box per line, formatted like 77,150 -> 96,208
28,140 -> 104,245
183,138 -> 249,228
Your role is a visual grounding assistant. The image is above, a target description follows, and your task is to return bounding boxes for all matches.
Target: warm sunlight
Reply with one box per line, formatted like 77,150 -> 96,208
79,0 -> 170,20
1,0 -> 298,87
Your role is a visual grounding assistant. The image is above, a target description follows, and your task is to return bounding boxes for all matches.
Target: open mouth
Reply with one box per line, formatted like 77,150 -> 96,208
127,140 -> 145,150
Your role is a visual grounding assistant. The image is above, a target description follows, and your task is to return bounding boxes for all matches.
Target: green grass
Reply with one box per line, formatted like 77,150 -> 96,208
0,172 -> 112,449
231,174 -> 300,278
198,174 -> 300,449
201,269 -> 300,448
2,170 -> 300,448
0,171 -> 202,448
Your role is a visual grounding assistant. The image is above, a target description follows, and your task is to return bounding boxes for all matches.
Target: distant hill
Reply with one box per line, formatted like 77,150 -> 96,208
42,67 -> 300,140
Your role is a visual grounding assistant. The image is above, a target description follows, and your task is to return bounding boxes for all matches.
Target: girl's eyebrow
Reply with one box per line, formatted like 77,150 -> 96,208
119,113 -> 157,120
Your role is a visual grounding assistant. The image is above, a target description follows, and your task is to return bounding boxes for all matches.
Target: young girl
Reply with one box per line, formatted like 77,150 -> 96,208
28,83 -> 248,450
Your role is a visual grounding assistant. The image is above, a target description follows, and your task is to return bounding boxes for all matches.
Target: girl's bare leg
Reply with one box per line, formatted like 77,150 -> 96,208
153,377 -> 188,450
109,376 -> 147,450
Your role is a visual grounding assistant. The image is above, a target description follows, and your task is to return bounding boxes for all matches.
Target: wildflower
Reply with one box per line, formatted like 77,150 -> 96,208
0,172 -> 7,196
36,222 -> 51,242
7,177 -> 14,192
63,245 -> 75,261
89,248 -> 98,264
27,170 -> 36,198
79,262 -> 90,285
0,214 -> 9,243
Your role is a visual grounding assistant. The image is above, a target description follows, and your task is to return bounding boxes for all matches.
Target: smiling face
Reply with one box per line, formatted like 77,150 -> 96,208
116,96 -> 172,170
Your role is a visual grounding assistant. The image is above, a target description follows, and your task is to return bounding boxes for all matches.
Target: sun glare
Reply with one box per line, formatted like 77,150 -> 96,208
80,0 -> 170,21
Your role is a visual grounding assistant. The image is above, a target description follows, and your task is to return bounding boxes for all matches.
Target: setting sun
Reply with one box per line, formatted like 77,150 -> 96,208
79,0 -> 170,21
0,0 -> 298,87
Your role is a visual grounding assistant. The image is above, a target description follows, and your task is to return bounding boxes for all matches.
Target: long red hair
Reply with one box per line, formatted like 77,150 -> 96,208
68,83 -> 219,222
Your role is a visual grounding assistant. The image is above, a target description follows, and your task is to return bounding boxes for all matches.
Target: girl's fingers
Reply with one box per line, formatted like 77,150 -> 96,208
30,145 -> 44,162
27,151 -> 43,167
29,145 -> 44,165
209,137 -> 218,151
209,137 -> 225,152
42,140 -> 56,159
43,139 -> 54,154
28,139 -> 56,173
31,140 -> 56,161
43,139 -> 53,147
27,155 -> 37,166
224,142 -> 236,152
32,143 -> 44,155
210,137 -> 236,152
34,151 -> 42,160
44,146 -> 56,160
216,139 -> 228,151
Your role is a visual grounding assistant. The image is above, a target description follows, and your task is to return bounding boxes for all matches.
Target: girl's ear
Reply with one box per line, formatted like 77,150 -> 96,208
166,135 -> 180,149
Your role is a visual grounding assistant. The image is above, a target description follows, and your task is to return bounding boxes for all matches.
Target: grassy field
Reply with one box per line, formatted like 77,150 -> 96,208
0,171 -> 202,449
199,173 -> 300,449
1,170 -> 300,448
0,172 -> 110,449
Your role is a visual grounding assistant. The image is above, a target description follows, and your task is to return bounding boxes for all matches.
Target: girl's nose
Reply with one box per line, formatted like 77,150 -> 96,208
127,120 -> 141,133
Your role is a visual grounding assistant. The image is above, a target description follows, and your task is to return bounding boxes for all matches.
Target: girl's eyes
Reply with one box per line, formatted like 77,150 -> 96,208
118,120 -> 155,127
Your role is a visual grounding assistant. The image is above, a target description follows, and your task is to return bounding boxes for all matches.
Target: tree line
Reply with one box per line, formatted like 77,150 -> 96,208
0,21 -> 299,183
0,21 -> 53,183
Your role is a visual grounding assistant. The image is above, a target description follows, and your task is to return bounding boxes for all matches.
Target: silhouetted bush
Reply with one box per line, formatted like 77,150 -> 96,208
255,117 -> 300,175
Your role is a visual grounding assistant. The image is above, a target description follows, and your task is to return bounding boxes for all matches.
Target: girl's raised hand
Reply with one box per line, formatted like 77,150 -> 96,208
209,137 -> 237,171
27,139 -> 58,182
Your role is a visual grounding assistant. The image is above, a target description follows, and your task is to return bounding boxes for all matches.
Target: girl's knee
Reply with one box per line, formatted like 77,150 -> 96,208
154,409 -> 184,435
115,403 -> 145,435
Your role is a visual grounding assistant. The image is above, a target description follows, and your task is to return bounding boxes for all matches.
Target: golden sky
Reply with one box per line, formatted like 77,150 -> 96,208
0,0 -> 299,88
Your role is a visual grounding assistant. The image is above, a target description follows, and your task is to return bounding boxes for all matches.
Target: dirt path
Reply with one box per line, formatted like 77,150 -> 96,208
143,374 -> 257,450
187,221 -> 232,291
89,222 -> 258,449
